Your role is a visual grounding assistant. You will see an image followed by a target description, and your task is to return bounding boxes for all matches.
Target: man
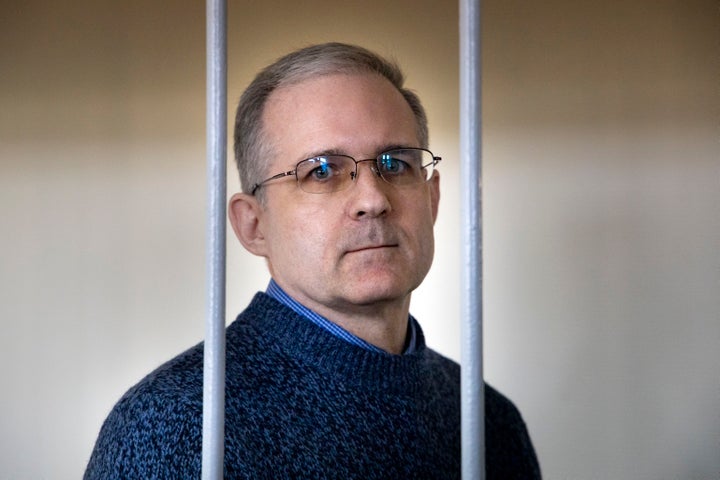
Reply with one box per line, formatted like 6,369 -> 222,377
85,42 -> 540,479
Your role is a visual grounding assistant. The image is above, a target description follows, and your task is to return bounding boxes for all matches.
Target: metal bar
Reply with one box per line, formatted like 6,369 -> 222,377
202,0 -> 227,478
459,0 -> 485,479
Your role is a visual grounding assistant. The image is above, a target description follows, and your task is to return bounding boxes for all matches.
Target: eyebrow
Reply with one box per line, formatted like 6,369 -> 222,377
300,144 -> 417,161
302,148 -> 346,159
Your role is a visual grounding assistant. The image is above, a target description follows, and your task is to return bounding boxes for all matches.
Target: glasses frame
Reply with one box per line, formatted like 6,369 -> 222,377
251,147 -> 441,195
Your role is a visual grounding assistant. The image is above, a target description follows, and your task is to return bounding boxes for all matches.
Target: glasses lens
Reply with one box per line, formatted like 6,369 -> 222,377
377,149 -> 434,185
296,156 -> 355,193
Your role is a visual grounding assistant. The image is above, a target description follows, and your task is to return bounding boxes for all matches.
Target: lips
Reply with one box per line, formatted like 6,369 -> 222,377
345,243 -> 398,254
341,225 -> 400,255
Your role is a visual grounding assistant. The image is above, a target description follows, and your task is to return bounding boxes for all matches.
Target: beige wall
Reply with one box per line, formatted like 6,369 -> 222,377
1,1 -> 718,478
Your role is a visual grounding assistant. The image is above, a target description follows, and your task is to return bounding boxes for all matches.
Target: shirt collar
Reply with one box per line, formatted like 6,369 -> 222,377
266,279 -> 417,355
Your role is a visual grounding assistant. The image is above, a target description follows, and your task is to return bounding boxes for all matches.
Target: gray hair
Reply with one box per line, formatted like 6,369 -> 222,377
233,42 -> 429,196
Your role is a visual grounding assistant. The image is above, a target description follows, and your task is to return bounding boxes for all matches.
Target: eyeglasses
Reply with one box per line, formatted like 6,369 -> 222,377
251,147 -> 441,195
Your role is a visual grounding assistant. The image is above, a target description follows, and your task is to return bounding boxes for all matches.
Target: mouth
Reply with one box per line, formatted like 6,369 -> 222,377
345,243 -> 398,254
343,225 -> 400,256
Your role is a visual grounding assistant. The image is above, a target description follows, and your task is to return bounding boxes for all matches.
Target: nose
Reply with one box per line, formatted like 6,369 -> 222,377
347,159 -> 391,219
349,158 -> 381,181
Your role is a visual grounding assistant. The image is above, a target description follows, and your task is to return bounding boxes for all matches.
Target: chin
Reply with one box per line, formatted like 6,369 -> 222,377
345,275 -> 419,306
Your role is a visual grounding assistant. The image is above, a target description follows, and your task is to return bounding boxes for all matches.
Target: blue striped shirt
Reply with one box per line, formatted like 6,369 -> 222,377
266,279 -> 417,355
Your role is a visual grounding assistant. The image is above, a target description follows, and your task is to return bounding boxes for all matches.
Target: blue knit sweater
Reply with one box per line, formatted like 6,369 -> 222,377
85,293 -> 540,479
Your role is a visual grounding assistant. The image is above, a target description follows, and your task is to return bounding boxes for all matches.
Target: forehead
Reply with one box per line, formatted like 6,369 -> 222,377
261,73 -> 419,162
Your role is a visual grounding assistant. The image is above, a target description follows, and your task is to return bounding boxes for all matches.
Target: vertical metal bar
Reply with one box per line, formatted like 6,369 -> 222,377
202,0 -> 227,479
459,0 -> 484,479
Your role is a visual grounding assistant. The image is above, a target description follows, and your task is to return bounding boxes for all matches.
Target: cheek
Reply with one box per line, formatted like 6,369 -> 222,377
401,195 -> 436,240
270,211 -> 335,265
410,207 -> 438,272
417,219 -> 436,262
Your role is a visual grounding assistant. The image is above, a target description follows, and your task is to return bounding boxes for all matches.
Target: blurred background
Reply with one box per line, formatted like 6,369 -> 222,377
1,0 -> 718,478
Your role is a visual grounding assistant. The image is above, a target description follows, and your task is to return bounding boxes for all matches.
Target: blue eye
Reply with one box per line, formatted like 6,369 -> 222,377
296,155 -> 357,193
299,158 -> 337,183
310,163 -> 332,180
379,154 -> 409,176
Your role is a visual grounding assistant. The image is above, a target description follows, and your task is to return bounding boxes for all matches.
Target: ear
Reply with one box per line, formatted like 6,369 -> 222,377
228,192 -> 268,257
429,170 -> 441,224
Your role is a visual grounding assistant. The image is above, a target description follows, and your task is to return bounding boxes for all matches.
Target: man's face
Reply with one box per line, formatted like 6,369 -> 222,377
245,73 -> 439,317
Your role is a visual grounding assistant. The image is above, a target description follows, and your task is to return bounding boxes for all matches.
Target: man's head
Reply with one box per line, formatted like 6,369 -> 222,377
228,43 -> 440,350
233,42 -> 429,198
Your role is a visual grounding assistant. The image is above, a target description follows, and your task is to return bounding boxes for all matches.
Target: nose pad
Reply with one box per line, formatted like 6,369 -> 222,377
352,160 -> 382,183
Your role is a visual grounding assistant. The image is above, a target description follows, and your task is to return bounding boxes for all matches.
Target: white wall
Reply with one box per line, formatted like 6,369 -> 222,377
1,1 -> 717,479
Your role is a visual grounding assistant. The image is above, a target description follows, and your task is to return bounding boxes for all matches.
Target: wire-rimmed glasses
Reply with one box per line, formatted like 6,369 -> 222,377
251,147 -> 441,195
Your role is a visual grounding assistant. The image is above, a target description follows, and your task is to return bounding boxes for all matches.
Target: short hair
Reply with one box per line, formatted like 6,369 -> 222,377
233,42 -> 429,196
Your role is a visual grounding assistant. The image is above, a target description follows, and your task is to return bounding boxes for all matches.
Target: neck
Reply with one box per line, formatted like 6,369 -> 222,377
272,280 -> 411,354
314,301 -> 410,354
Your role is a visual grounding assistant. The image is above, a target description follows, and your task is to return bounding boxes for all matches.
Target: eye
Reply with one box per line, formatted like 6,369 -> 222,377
298,157 -> 343,184
310,162 -> 333,180
378,154 -> 411,176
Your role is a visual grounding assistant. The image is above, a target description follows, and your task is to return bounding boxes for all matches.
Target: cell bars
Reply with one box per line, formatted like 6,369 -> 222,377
202,0 -> 227,479
201,1 -> 484,478
459,0 -> 485,478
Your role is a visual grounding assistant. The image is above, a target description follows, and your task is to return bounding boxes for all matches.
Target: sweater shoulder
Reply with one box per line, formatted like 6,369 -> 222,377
85,343 -> 208,479
85,302 -> 268,479
420,347 -> 461,385
484,383 -> 542,479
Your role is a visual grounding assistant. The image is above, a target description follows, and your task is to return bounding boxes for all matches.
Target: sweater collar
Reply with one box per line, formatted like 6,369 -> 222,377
231,293 -> 431,396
